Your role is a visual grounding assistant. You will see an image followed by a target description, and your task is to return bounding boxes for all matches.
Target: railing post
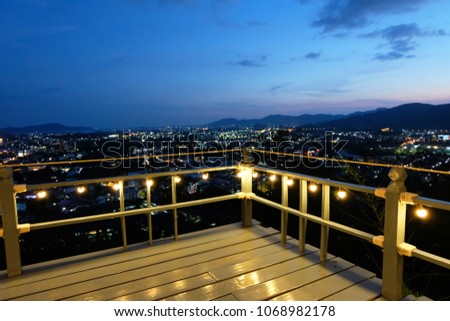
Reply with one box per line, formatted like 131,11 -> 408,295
320,184 -> 330,262
0,168 -> 22,276
281,175 -> 288,243
298,179 -> 308,254
240,166 -> 253,227
171,176 -> 179,240
382,167 -> 407,300
146,180 -> 153,245
119,181 -> 127,250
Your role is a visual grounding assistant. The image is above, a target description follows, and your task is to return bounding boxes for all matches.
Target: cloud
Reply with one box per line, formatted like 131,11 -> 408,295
269,83 -> 291,94
310,0 -> 429,33
304,52 -> 321,60
231,55 -> 267,67
363,23 -> 448,60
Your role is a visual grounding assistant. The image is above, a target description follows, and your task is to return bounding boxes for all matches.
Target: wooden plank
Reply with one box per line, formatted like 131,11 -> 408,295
213,294 -> 237,301
113,273 -> 216,301
10,230 -> 282,300
209,243 -> 317,281
164,250 -> 332,301
271,266 -> 375,301
1,222 -> 263,288
233,257 -> 354,301
322,277 -> 382,301
67,237 -> 295,301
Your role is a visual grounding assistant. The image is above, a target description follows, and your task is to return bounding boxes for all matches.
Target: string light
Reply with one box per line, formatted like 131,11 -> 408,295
416,205 -> 428,219
237,171 -> 244,178
252,172 -> 259,178
174,176 -> 181,183
287,178 -> 294,186
309,183 -> 318,192
269,174 -> 276,182
76,186 -> 86,194
146,179 -> 154,187
202,173 -> 209,180
112,183 -> 121,191
336,189 -> 347,200
36,190 -> 47,199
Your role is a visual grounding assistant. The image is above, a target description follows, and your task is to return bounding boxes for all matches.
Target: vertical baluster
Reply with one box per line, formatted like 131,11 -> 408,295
320,184 -> 330,262
240,167 -> 253,227
119,181 -> 127,250
146,179 -> 153,245
281,175 -> 288,243
299,179 -> 308,254
172,176 -> 178,241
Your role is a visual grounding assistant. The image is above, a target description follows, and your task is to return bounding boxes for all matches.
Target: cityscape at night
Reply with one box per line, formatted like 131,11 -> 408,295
1,0 -> 450,309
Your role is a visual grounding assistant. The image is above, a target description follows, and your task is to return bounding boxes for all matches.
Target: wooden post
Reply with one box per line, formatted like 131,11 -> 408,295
119,181 -> 127,250
382,167 -> 407,300
298,179 -> 308,254
0,168 -> 22,276
172,176 -> 179,240
240,166 -> 253,227
146,180 -> 153,245
320,184 -> 330,262
280,175 -> 288,243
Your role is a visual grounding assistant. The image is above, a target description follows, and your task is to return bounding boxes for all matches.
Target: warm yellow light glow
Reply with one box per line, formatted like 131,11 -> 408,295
76,186 -> 86,194
309,183 -> 318,192
416,207 -> 428,219
36,190 -> 47,199
174,176 -> 181,183
252,172 -> 259,178
287,178 -> 294,186
113,183 -> 121,191
337,189 -> 347,200
146,179 -> 154,187
269,174 -> 276,182
237,171 -> 244,178
202,173 -> 209,180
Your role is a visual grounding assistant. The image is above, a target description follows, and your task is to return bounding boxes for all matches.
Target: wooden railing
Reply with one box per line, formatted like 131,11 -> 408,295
1,163 -> 449,300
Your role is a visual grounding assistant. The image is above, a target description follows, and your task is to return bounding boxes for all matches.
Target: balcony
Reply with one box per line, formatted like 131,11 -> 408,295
0,162 -> 449,301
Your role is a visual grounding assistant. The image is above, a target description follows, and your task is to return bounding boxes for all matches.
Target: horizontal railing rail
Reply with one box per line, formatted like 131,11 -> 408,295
1,160 -> 449,300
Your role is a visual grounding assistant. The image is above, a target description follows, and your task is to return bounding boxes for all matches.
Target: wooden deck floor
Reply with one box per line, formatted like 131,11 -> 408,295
0,222 -> 386,301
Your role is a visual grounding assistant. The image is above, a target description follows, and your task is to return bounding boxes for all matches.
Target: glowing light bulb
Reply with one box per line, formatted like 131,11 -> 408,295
36,191 -> 47,199
113,183 -> 121,191
146,179 -> 154,187
287,178 -> 294,186
337,189 -> 347,200
76,186 -> 86,194
252,172 -> 259,178
174,176 -> 181,183
269,174 -> 276,182
202,173 -> 209,180
309,183 -> 318,192
416,207 -> 428,219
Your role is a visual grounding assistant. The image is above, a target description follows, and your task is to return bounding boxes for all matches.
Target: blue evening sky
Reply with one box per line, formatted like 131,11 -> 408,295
1,0 -> 450,128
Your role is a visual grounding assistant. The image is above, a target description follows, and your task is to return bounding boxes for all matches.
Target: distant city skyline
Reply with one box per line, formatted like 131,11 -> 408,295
1,0 -> 450,128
